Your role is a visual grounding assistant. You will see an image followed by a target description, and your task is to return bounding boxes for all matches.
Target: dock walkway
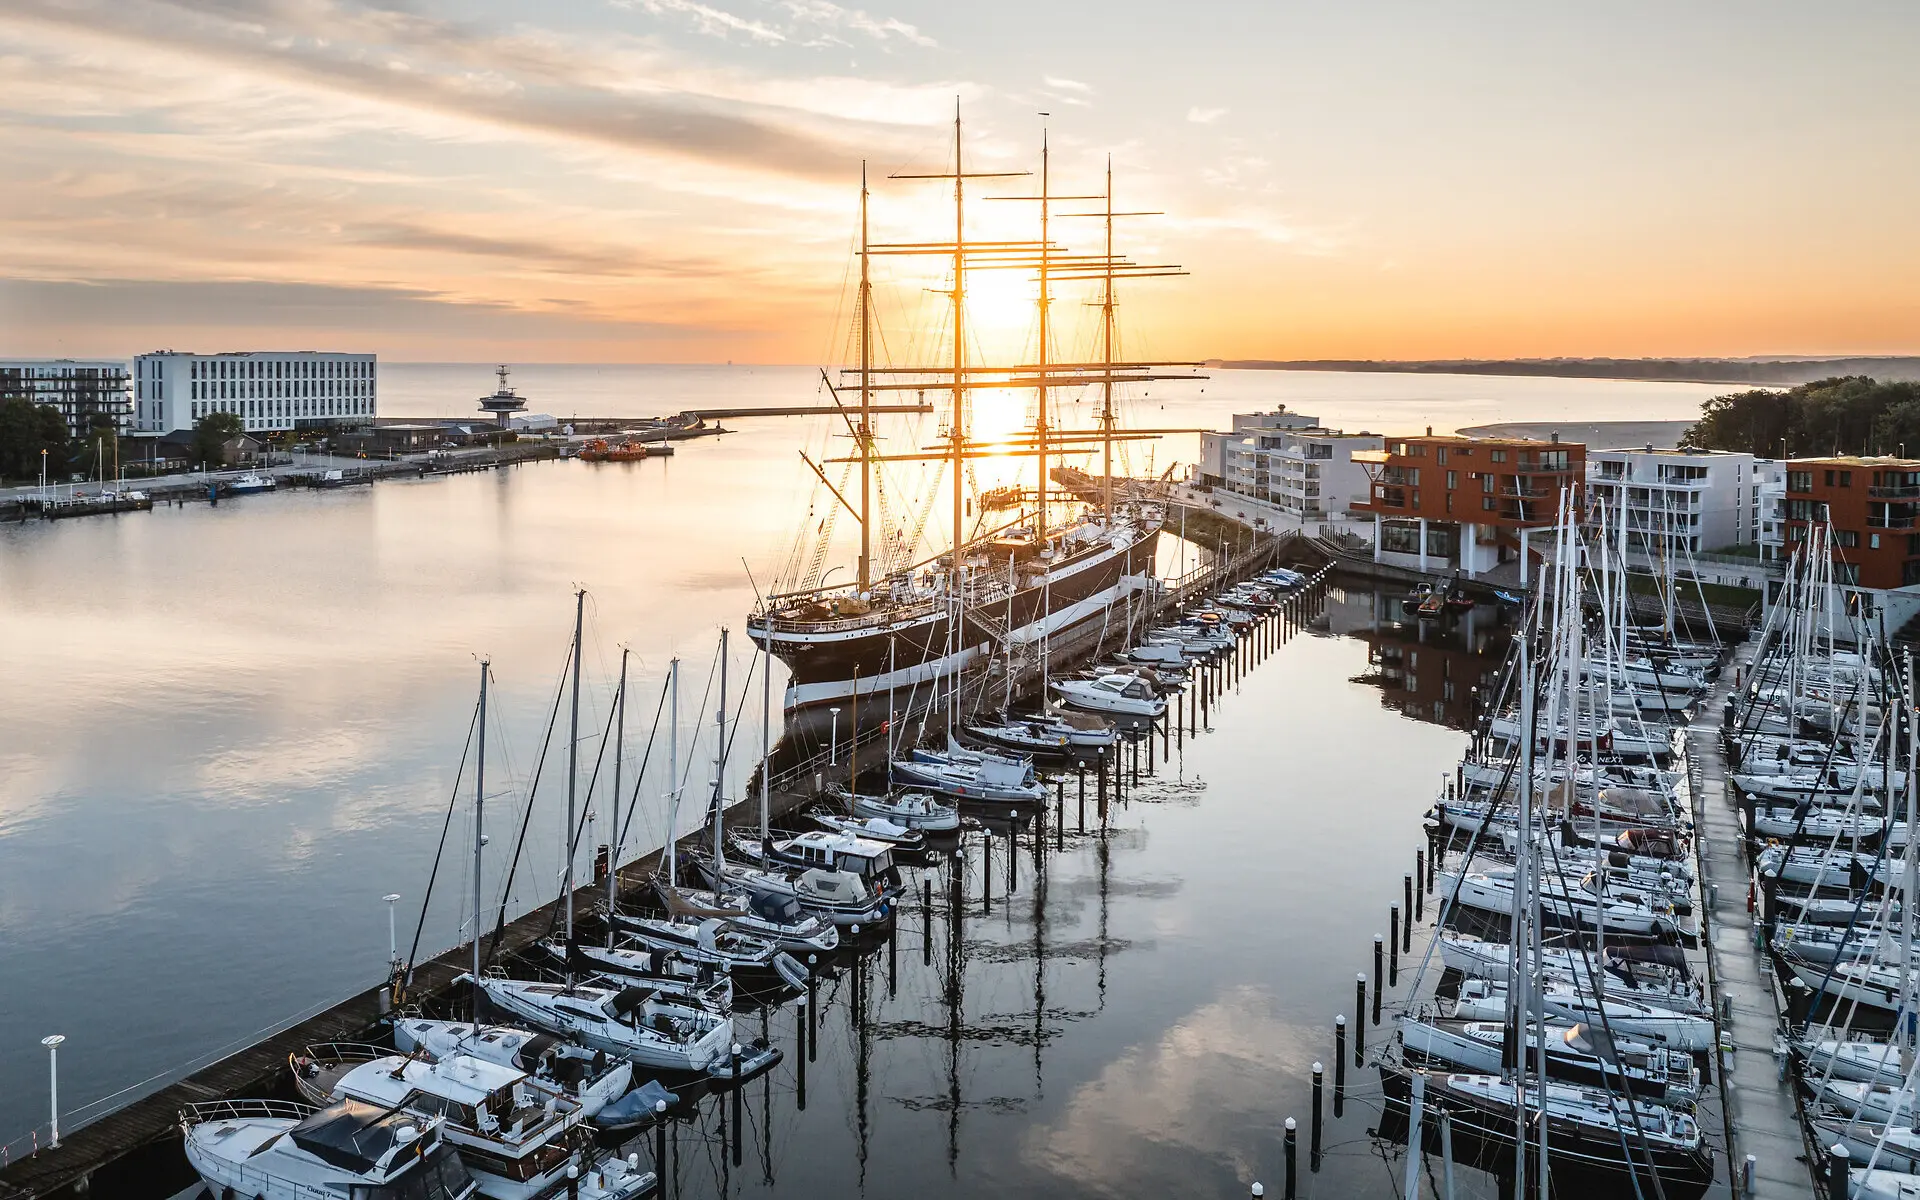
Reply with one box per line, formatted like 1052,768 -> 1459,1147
1688,640 -> 1817,1200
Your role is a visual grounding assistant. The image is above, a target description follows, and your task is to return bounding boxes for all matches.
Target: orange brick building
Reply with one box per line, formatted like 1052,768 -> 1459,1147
1781,456 -> 1920,590
1354,432 -> 1585,582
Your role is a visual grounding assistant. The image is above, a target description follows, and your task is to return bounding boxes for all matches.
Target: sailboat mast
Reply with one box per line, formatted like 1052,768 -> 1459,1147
667,656 -> 680,887
1101,157 -> 1116,518
1035,125 -> 1051,539
714,629 -> 728,870
859,161 -> 874,593
761,620 -> 772,846
473,659 -> 488,992
607,647 -> 627,947
565,588 -> 583,949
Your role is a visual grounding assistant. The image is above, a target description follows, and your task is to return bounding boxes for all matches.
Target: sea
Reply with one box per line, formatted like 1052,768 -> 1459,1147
0,367 -> 1726,1196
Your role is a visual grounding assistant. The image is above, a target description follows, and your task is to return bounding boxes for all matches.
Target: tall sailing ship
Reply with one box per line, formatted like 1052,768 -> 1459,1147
749,110 -> 1200,719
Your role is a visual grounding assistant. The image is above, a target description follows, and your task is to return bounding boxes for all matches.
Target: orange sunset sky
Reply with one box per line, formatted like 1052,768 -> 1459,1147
3,0 -> 1916,363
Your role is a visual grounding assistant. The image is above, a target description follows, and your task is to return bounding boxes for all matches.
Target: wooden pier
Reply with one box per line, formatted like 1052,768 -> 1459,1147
1687,641 -> 1819,1199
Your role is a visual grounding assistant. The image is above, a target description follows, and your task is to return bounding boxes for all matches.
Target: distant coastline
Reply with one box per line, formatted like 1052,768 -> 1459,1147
1213,356 -> 1920,386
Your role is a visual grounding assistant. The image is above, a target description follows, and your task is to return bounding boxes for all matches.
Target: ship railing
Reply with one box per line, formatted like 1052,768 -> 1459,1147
180,1098 -> 317,1126
755,597 -> 945,634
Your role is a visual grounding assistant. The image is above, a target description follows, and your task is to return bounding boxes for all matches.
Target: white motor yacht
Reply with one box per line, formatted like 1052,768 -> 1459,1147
181,1098 -> 477,1200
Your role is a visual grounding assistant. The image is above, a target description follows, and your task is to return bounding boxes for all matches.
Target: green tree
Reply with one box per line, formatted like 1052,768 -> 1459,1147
193,411 -> 245,468
1683,376 -> 1920,457
0,398 -> 71,483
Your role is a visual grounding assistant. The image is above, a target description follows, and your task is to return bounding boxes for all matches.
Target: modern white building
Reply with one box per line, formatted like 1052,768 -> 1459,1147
132,351 -> 377,435
1197,409 -> 1384,520
1583,447 -> 1763,557
0,359 -> 132,437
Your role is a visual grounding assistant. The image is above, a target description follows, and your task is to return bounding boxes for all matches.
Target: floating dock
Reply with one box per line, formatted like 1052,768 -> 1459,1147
1687,641 -> 1819,1199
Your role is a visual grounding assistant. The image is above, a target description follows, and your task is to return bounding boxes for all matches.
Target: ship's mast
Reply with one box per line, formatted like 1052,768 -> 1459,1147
1035,125 -> 1051,539
950,101 -> 967,575
859,162 -> 873,593
1101,157 -> 1115,517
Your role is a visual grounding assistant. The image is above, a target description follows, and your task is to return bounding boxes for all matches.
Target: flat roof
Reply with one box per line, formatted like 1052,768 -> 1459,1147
1789,455 -> 1920,469
1387,434 -> 1581,449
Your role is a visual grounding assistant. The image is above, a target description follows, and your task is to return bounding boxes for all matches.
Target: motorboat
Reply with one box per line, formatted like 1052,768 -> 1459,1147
695,857 -> 892,927
809,809 -> 927,850
729,828 -> 902,893
1051,674 -> 1168,719
607,914 -> 809,989
391,1019 -> 635,1121
467,974 -> 776,1082
226,472 -> 276,495
843,788 -> 960,831
288,1046 -> 649,1200
653,880 -> 841,953
180,1098 -> 479,1200
961,717 -> 1075,757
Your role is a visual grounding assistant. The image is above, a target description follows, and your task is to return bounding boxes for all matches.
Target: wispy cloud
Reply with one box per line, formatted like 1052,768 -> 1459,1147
779,0 -> 935,48
1043,76 -> 1092,93
1187,106 -> 1227,124
623,0 -> 786,44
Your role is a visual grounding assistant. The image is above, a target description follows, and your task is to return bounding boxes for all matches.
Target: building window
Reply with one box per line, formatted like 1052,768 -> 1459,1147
1906,559 -> 1920,587
1835,562 -> 1860,585
1837,529 -> 1859,548
1436,447 -> 1448,464
1491,450 -> 1506,463
1871,534 -> 1882,549
1841,471 -> 1853,487
1788,471 -> 1812,493
1447,471 -> 1458,490
1482,496 -> 1495,512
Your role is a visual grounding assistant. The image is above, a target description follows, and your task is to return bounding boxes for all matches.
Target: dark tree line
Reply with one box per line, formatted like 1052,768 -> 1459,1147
1682,376 -> 1920,458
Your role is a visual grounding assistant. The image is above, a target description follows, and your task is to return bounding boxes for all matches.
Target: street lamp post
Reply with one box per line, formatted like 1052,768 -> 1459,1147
41,1035 -> 64,1148
829,708 -> 841,767
383,893 -> 402,969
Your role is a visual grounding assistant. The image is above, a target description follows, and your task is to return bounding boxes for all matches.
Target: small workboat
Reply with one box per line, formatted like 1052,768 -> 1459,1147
226,472 -> 276,495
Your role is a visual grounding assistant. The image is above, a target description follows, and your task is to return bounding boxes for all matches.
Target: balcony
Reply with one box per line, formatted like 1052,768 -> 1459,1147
1501,485 -> 1552,499
1868,516 -> 1918,530
1870,484 -> 1920,498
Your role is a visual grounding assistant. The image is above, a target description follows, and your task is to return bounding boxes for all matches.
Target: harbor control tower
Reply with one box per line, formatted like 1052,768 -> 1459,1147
478,364 -> 527,429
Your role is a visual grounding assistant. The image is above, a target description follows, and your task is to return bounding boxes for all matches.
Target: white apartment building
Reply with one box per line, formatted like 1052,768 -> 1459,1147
1584,447 -> 1762,556
0,359 -> 132,437
1198,410 -> 1384,520
132,351 -> 377,435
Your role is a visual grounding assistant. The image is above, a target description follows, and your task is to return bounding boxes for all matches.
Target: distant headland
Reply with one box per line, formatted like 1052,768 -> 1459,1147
1212,356 -> 1920,386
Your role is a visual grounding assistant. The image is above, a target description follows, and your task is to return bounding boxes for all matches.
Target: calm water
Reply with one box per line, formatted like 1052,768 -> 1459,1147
0,369 -> 1713,1192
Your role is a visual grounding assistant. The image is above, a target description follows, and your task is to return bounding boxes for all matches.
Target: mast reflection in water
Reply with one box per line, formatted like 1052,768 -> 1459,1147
598,573 -> 1516,1200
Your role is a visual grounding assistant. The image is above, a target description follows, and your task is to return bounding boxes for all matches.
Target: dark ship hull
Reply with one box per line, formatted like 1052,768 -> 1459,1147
751,525 -> 1161,715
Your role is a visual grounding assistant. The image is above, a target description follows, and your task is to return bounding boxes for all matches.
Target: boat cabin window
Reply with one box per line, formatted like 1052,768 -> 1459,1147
350,1146 -> 475,1200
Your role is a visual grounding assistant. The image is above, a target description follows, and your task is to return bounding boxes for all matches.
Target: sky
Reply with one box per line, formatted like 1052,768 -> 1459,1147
2,0 -> 1917,363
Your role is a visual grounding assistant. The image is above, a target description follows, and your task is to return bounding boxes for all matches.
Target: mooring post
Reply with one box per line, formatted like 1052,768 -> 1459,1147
1310,1061 -> 1324,1167
654,1100 -> 670,1172
1283,1118 -> 1297,1199
1414,854 -> 1426,917
1373,935 -> 1385,1003
1389,907 -> 1401,986
1354,975 -> 1367,1058
922,879 -> 933,962
1404,875 -> 1415,945
805,959 -> 818,1062
730,1043 -> 743,1165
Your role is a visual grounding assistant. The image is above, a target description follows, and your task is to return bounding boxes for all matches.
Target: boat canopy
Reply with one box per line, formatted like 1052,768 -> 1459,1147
289,1101 -> 425,1174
